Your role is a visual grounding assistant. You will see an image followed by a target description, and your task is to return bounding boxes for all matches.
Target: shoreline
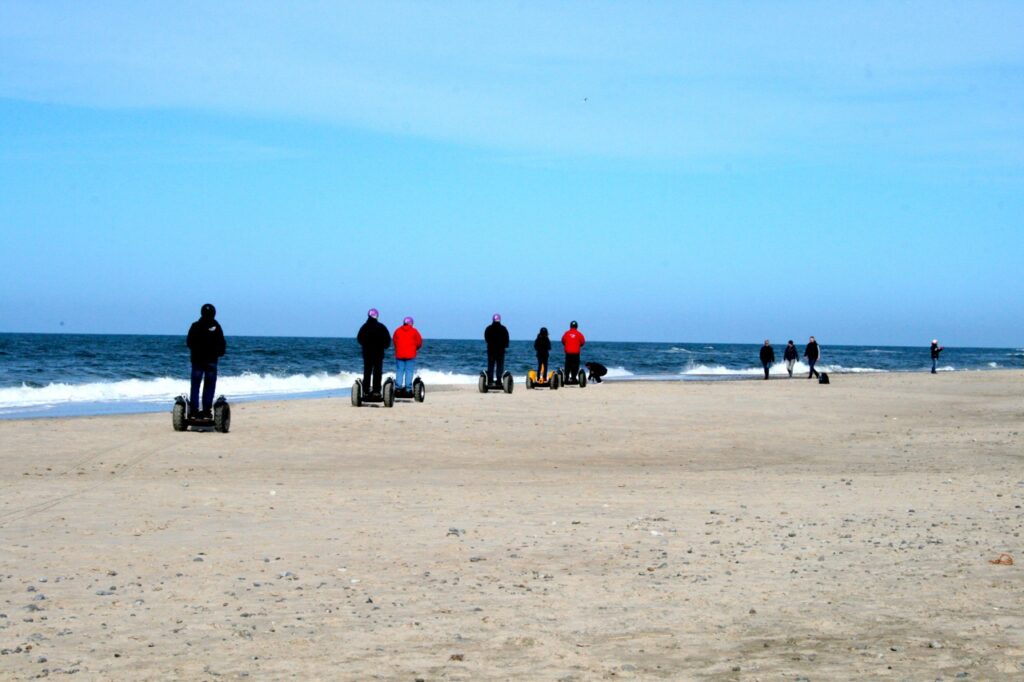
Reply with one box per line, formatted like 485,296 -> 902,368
1,367 -> 1021,421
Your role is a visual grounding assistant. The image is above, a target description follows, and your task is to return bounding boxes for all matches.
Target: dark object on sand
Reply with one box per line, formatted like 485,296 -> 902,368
172,394 -> 230,433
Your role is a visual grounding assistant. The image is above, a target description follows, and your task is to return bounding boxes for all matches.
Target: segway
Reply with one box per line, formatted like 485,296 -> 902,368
394,376 -> 426,403
172,395 -> 231,432
351,377 -> 396,408
557,367 -> 587,388
525,364 -> 560,390
478,371 -> 514,394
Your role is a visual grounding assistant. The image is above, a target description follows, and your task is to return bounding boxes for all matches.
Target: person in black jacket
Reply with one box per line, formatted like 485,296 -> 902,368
783,340 -> 798,378
186,303 -> 226,418
484,314 -> 510,384
759,339 -> 775,380
584,361 -> 608,383
357,308 -> 391,397
804,336 -> 821,379
930,339 -> 944,374
534,327 -> 551,379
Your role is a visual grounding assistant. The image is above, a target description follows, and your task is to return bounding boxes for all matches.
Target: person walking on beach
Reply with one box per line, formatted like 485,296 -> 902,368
186,303 -> 226,418
759,339 -> 775,380
357,308 -> 390,398
393,317 -> 422,393
585,361 -> 608,383
783,340 -> 798,378
804,336 -> 821,379
534,327 -> 551,378
561,321 -> 586,383
484,314 -> 510,385
930,339 -> 944,374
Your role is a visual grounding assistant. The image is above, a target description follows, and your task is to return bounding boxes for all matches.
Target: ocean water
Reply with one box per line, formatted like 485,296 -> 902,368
0,333 -> 1020,419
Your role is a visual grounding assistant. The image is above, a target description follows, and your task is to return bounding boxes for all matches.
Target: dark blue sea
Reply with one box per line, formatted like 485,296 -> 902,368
0,333 -> 1020,418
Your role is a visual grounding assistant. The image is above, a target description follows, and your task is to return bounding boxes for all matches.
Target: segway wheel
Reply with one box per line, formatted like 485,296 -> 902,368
351,380 -> 363,407
526,376 -> 534,390
579,371 -> 587,388
413,377 -> 426,403
501,372 -> 513,394
478,372 -> 488,393
213,397 -> 231,433
383,379 -> 395,408
172,399 -> 187,432
552,373 -> 560,390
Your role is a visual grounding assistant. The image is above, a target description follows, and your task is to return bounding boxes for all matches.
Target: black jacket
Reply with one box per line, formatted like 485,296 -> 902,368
783,344 -> 798,361
357,317 -> 391,357
484,322 -> 510,351
804,341 -> 820,362
534,333 -> 551,358
585,361 -> 607,377
759,345 -> 775,364
930,343 -> 942,359
187,316 -> 226,365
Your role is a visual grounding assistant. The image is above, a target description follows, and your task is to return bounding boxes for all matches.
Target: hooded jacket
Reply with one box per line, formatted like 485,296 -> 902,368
484,321 -> 510,352
393,324 -> 423,360
534,331 -> 551,358
783,344 -> 798,361
804,341 -> 820,362
759,345 -> 775,364
357,317 -> 391,357
187,313 -> 226,365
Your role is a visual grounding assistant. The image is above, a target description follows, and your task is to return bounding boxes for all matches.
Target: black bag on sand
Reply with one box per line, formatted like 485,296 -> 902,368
818,373 -> 830,384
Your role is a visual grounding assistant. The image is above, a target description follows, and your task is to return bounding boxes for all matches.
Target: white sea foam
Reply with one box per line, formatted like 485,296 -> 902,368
604,366 -> 635,378
0,369 -> 480,411
663,347 -> 694,354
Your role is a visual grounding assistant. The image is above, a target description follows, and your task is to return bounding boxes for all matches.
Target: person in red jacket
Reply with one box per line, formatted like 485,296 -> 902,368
392,316 -> 423,391
561,320 -> 586,382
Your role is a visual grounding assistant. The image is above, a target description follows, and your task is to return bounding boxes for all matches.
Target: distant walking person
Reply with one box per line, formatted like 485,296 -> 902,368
393,317 -> 423,392
534,327 -> 551,378
561,321 -> 586,382
804,336 -> 821,379
930,339 -> 944,374
759,340 -> 775,380
783,340 -> 798,378
186,303 -> 226,418
357,308 -> 390,397
484,314 -> 510,384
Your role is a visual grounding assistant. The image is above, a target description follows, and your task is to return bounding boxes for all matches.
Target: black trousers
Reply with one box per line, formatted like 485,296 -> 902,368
536,355 -> 549,378
487,349 -> 505,383
565,353 -> 581,380
363,354 -> 384,393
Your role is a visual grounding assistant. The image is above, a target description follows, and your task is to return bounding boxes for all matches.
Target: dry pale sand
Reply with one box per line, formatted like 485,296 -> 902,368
1,372 -> 1022,680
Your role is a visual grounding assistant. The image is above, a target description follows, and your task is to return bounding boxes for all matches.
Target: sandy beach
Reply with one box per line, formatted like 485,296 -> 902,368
1,371 -> 1022,680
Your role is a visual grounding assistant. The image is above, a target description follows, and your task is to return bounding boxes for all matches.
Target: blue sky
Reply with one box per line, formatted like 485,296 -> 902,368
1,1 -> 1021,345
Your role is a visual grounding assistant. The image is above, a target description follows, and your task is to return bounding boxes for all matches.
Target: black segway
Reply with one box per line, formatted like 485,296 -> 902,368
394,376 -> 426,403
478,371 -> 514,394
172,395 -> 231,432
557,367 -> 587,388
352,377 -> 396,408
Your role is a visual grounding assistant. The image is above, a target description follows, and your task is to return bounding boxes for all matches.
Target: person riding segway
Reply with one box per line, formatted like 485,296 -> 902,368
479,313 -> 513,393
560,320 -> 587,387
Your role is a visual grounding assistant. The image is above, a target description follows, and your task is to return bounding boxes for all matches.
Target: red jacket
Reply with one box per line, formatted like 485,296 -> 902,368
561,329 -> 585,354
393,325 -> 422,360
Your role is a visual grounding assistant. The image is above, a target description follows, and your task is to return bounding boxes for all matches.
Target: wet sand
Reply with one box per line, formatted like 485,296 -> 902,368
1,371 -> 1022,679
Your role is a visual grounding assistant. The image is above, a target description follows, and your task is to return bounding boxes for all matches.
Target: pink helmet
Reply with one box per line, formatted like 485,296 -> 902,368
367,308 -> 379,319
493,313 -> 501,322
403,316 -> 414,325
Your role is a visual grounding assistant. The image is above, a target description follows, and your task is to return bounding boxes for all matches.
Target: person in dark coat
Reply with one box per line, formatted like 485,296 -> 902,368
759,339 -> 775,380
484,314 -> 510,384
930,339 -> 944,374
804,336 -> 821,379
783,340 -> 798,378
584,361 -> 608,383
534,327 -> 551,378
186,303 -> 226,417
357,308 -> 391,396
